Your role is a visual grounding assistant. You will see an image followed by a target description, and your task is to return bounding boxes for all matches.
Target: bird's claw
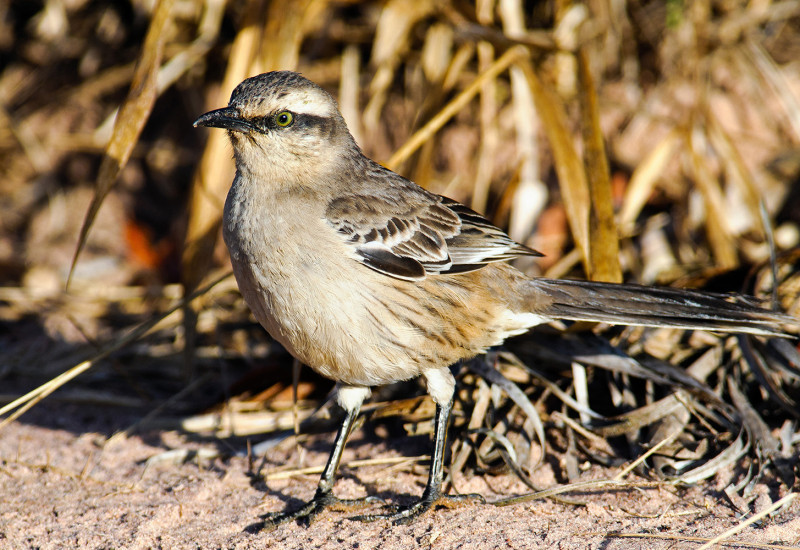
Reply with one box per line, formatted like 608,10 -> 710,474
349,492 -> 485,524
246,492 -> 384,533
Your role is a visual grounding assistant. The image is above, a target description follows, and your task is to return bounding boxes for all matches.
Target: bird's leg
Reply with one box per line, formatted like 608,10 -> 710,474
248,387 -> 378,532
352,396 -> 484,524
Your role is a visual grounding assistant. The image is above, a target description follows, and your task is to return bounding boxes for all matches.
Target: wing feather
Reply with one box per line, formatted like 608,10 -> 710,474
326,169 -> 541,281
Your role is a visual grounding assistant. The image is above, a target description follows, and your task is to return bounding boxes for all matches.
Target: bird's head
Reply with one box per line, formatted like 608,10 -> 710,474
194,71 -> 359,183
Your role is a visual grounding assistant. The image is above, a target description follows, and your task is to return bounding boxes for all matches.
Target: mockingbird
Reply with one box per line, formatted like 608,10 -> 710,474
194,70 -> 795,529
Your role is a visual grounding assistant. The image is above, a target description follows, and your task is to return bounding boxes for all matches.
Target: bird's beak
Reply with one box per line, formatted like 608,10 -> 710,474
193,107 -> 254,133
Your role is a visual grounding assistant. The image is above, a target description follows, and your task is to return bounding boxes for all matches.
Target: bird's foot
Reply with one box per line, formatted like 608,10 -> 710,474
350,491 -> 485,524
246,491 -> 383,533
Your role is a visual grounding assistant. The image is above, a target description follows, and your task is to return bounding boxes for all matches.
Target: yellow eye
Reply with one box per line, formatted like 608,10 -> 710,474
275,111 -> 294,127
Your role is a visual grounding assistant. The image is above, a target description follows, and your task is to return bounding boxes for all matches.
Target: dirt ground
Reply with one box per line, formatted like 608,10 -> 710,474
2,402 -> 798,550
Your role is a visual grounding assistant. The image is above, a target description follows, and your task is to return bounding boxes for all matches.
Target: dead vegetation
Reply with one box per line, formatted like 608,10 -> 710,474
2,0 -> 800,545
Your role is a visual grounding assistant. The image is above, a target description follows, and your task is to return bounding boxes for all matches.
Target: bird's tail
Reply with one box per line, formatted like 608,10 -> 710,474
525,277 -> 797,337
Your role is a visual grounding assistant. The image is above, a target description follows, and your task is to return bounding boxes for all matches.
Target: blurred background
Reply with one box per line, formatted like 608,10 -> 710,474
2,0 -> 800,496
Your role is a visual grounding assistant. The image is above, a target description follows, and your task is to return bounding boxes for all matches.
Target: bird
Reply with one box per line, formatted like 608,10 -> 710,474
193,70 -> 796,529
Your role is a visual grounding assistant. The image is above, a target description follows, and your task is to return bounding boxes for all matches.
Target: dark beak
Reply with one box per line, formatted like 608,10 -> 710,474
193,107 -> 254,133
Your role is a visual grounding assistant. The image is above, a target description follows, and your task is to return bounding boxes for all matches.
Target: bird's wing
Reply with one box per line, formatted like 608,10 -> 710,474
325,178 -> 541,281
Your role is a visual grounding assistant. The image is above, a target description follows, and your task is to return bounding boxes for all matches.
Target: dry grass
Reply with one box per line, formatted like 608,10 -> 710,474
2,0 -> 800,535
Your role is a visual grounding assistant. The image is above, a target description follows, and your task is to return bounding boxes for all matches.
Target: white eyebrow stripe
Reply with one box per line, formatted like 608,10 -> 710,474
282,94 -> 337,118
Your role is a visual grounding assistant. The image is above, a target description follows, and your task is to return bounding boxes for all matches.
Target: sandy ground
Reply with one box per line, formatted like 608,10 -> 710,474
1,402 -> 799,550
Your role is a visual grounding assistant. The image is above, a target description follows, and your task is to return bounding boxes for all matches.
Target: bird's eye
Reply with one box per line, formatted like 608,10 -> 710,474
275,111 -> 294,127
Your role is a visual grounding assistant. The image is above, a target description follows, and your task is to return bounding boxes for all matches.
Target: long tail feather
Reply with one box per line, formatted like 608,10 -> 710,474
526,278 -> 797,337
